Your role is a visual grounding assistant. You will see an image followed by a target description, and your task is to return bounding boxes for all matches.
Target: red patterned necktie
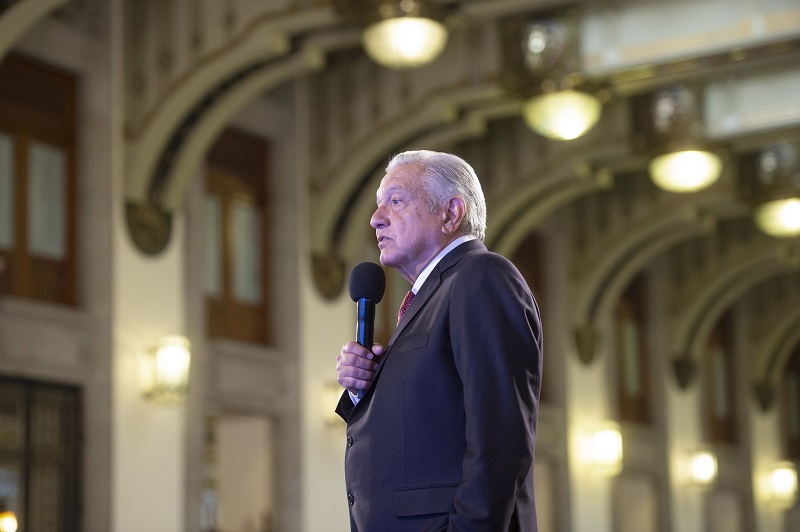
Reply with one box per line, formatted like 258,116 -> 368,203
397,290 -> 415,325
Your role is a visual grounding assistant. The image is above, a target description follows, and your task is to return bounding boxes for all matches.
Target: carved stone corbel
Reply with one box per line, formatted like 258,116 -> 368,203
574,325 -> 599,365
312,251 -> 346,300
672,356 -> 697,389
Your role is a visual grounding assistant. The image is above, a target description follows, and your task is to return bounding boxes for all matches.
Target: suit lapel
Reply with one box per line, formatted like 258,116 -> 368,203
351,240 -> 486,413
385,240 -> 484,355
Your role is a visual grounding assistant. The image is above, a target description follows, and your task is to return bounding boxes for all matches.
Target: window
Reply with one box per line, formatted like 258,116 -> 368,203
204,128 -> 270,344
0,377 -> 82,532
614,275 -> 651,423
0,54 -> 76,305
782,346 -> 800,460
704,312 -> 738,444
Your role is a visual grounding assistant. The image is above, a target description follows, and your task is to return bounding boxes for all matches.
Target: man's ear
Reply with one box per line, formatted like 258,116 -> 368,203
442,197 -> 467,235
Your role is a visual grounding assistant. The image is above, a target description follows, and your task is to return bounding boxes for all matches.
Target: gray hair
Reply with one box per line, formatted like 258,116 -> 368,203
386,150 -> 487,241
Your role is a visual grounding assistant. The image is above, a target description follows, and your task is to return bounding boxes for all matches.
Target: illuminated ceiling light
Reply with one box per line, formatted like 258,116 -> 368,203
500,13 -> 605,141
140,334 -> 192,406
362,15 -> 448,70
741,142 -> 800,238
634,85 -> 721,192
335,0 -> 449,70
523,89 -> 602,141
754,198 -> 800,238
648,149 -> 723,193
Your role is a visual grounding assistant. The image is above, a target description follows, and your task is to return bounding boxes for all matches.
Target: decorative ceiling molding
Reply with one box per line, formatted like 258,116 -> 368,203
568,201 -> 721,364
751,301 -> 800,411
670,241 -> 800,388
485,138 -> 633,253
157,48 -> 327,211
0,0 -> 71,63
124,4 -> 342,206
488,170 -> 603,257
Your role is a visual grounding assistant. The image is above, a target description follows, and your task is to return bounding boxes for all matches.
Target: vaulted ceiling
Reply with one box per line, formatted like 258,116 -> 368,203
2,0 -> 799,406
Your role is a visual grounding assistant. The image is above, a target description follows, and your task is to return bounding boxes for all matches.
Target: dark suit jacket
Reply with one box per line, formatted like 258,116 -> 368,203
336,239 -> 543,531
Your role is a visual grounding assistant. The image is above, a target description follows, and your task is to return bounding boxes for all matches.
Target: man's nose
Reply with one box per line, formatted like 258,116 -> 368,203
370,205 -> 386,229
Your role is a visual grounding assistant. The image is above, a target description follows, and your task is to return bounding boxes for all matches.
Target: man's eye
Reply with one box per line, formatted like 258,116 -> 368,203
391,198 -> 402,205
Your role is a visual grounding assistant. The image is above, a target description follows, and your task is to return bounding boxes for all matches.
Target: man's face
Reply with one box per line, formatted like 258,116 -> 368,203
370,164 -> 445,282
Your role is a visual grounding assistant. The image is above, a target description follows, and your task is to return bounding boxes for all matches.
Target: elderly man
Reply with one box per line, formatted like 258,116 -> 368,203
335,150 -> 543,531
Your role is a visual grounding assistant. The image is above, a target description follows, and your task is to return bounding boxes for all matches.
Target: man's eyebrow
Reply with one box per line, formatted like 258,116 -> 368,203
377,185 -> 406,199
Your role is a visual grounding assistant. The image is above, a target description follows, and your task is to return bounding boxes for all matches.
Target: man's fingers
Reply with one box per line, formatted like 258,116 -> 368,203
338,351 -> 379,371
342,341 -> 376,360
337,366 -> 377,391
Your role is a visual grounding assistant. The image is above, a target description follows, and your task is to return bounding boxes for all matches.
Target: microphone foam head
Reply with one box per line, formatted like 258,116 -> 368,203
349,262 -> 386,302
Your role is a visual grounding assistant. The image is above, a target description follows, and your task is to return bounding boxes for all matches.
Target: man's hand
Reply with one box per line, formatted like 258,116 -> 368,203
336,341 -> 384,396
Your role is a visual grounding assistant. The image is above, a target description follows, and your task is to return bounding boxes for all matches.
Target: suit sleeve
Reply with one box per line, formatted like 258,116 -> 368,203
447,254 -> 542,530
335,390 -> 356,422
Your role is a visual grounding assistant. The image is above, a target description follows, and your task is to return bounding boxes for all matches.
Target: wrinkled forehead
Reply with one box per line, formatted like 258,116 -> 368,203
376,163 -> 424,200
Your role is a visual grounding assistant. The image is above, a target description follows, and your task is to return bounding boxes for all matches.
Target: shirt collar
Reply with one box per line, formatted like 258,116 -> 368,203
411,234 -> 476,294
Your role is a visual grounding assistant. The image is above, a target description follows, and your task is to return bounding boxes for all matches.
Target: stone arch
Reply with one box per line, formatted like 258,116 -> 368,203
485,141 -> 632,255
0,0 -> 70,62
158,48 -> 328,210
124,5 -> 343,206
569,204 -> 719,363
752,302 -> 800,411
671,241 -> 800,388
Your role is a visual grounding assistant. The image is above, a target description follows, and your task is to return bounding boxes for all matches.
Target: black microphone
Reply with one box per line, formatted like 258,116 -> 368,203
349,262 -> 385,397
349,261 -> 386,349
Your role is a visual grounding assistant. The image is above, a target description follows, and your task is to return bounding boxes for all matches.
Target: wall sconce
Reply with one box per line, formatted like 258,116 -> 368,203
140,335 -> 191,406
633,85 -> 723,193
762,462 -> 798,509
334,0 -> 449,70
323,381 -> 345,427
685,448 -> 718,488
738,142 -> 800,238
500,12 -> 605,141
0,511 -> 17,532
578,421 -> 623,477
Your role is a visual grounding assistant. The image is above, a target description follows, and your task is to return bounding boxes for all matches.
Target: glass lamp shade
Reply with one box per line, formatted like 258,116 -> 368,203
579,421 -> 623,477
140,334 -> 191,406
764,462 -> 798,508
522,90 -> 603,141
754,197 -> 800,238
362,16 -> 448,70
648,150 -> 722,192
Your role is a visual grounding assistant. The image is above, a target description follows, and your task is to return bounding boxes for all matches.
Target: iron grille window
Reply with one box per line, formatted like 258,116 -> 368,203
0,377 -> 82,532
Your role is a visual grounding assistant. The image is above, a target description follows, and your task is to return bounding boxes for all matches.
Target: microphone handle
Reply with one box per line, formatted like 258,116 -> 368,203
355,298 -> 376,399
356,298 -> 376,348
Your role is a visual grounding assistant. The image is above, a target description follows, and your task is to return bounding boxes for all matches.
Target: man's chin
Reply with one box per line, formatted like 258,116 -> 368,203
378,253 -> 396,269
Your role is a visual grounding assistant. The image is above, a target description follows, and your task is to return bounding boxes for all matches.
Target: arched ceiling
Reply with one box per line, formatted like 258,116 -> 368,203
4,0 -> 800,405
114,0 -> 800,404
